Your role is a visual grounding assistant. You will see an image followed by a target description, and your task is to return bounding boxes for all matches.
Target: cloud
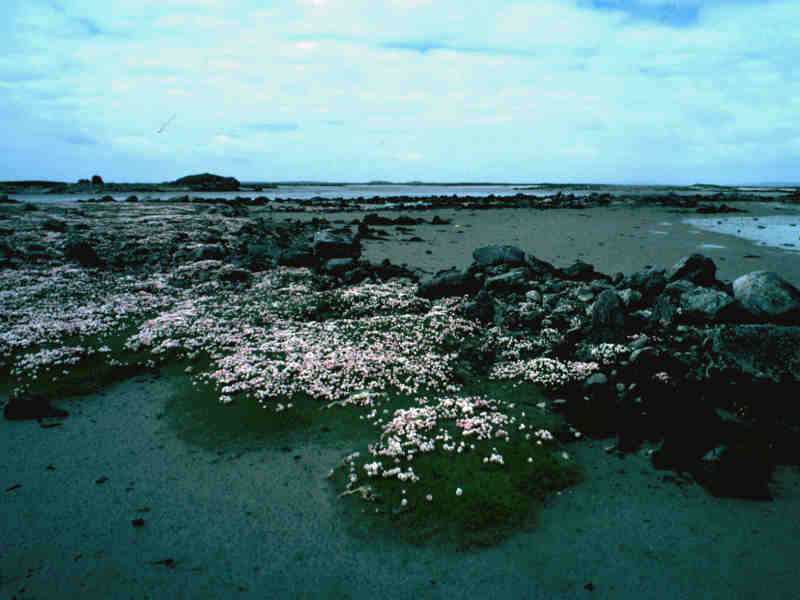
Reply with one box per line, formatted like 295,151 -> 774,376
1,0 -> 798,183
244,122 -> 301,133
61,132 -> 98,145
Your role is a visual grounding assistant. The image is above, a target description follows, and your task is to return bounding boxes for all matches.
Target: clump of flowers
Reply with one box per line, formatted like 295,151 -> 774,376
489,357 -> 599,391
331,388 -> 583,547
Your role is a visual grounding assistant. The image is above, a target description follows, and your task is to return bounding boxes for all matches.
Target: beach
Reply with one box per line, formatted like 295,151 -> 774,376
3,197 -> 800,599
4,374 -> 800,599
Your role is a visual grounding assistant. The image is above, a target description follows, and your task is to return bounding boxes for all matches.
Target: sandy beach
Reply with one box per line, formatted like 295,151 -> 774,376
3,374 -> 800,599
3,200 -> 800,599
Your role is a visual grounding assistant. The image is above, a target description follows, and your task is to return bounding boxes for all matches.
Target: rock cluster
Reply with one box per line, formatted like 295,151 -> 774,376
417,246 -> 800,500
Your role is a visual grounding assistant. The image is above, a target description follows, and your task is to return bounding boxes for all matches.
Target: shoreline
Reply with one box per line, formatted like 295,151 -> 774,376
3,198 -> 800,598
3,375 -> 799,599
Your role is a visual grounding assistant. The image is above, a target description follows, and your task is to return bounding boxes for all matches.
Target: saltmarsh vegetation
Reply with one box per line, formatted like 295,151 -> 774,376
1,263 -> 589,548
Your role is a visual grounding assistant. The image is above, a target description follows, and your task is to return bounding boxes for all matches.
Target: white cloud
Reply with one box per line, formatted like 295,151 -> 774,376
1,0 -> 799,183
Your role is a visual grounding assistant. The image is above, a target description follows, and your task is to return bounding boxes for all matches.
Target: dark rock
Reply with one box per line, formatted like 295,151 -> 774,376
4,394 -> 68,420
679,287 -> 737,323
277,247 -> 316,268
667,254 -> 717,287
64,237 -> 102,268
42,218 -> 67,233
91,174 -> 104,185
174,173 -> 240,191
733,271 -> 800,324
463,289 -> 495,323
125,196 -> 138,202
589,290 -> 626,342
650,294 -> 679,326
524,254 -> 560,280
417,268 -> 481,300
313,229 -> 360,260
710,325 -> 800,382
0,194 -> 20,204
617,268 -> 666,302
484,268 -> 529,293
323,258 -> 356,274
472,245 -> 525,268
217,266 -> 253,284
563,260 -> 605,282
617,288 -> 643,310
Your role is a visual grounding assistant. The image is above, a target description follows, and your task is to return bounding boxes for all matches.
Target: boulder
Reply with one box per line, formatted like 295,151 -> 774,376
589,290 -> 627,342
313,229 -> 360,260
679,287 -> 737,323
733,271 -> 800,324
472,245 -> 525,268
667,254 -> 717,287
417,268 -> 481,300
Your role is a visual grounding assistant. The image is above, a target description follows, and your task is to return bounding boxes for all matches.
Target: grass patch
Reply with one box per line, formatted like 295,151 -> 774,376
329,379 -> 584,550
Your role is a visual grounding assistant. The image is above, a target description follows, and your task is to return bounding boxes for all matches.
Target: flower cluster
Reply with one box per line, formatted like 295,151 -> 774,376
490,357 -> 599,391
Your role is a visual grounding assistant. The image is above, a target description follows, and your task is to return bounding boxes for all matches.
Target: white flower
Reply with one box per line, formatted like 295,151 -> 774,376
425,494 -> 433,502
456,487 -> 463,496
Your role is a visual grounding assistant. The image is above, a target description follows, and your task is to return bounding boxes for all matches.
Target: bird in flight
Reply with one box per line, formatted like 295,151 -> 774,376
157,113 -> 177,133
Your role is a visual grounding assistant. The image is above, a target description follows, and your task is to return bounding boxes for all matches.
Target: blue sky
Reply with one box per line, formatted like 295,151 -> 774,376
0,0 -> 797,184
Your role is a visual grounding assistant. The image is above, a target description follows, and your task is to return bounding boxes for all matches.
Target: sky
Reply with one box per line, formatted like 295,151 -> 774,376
0,0 -> 798,184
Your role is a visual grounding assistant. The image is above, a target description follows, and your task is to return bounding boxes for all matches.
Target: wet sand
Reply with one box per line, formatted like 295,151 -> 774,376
3,375 -> 800,599
279,202 -> 800,287
4,201 -> 800,599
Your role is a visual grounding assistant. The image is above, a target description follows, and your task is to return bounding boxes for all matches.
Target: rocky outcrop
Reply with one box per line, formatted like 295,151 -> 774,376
173,173 -> 240,191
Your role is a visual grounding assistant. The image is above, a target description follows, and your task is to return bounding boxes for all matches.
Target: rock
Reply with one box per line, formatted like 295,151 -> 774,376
484,268 -> 529,293
91,174 -> 104,185
679,287 -> 737,323
174,173 -> 240,191
174,244 -> 226,263
277,247 -> 316,268
417,268 -> 481,300
323,258 -> 356,274
463,289 -> 494,323
697,437 -> 774,500
574,287 -> 595,303
583,372 -> 608,390
63,237 -> 102,268
42,218 -> 67,233
617,288 -> 643,310
525,289 -> 542,304
618,268 -> 667,302
472,245 -> 525,267
667,254 -> 717,287
562,260 -> 604,282
733,271 -> 800,324
650,294 -> 679,326
710,325 -> 800,382
313,229 -> 360,260
525,255 -> 559,279
217,266 -> 253,284
589,290 -> 626,342
4,394 -> 68,420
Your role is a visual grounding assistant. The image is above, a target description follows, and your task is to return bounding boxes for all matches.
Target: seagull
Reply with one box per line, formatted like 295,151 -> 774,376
157,113 -> 177,133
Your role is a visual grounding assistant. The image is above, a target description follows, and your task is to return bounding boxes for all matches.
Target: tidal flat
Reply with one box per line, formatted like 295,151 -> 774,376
2,196 -> 800,599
